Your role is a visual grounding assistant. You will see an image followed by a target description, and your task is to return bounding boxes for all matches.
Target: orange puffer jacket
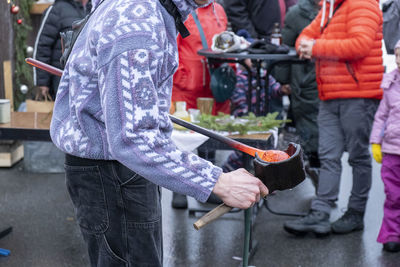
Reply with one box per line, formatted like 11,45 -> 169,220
296,0 -> 384,100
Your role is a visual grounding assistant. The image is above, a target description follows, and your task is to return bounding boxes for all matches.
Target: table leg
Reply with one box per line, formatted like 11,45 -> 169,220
242,208 -> 251,267
264,70 -> 270,115
255,61 -> 262,116
238,60 -> 253,115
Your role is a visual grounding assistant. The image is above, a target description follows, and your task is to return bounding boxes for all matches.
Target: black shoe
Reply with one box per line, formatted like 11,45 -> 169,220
206,192 -> 222,205
331,208 -> 364,234
283,210 -> 331,237
172,193 -> 188,209
383,242 -> 400,252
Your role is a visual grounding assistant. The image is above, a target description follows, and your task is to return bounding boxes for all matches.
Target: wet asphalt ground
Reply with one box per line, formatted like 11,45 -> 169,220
0,149 -> 400,267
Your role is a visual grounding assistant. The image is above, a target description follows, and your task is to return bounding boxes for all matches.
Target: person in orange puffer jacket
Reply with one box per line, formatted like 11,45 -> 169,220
283,0 -> 384,236
172,2 -> 230,115
171,2 -> 229,209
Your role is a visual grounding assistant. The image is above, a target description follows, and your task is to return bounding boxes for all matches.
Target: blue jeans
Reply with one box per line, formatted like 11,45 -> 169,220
65,154 -> 162,267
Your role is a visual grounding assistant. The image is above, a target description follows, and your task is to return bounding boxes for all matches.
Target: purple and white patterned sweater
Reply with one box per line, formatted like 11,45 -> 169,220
50,0 -> 221,202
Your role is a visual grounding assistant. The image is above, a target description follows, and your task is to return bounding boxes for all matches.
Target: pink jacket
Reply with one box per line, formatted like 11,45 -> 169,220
370,69 -> 400,155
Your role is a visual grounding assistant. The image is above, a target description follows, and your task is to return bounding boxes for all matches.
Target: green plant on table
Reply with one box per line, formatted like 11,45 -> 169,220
195,112 -> 290,135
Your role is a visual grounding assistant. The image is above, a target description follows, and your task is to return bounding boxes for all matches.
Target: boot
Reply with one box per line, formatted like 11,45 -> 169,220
172,193 -> 188,209
383,242 -> 400,253
331,208 -> 364,234
283,210 -> 331,237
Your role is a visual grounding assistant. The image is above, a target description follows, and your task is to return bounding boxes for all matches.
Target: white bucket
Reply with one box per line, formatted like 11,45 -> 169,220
0,99 -> 11,124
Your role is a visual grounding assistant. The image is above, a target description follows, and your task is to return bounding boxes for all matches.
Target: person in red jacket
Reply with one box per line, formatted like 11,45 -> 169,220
171,2 -> 230,114
283,0 -> 384,236
171,2 -> 229,209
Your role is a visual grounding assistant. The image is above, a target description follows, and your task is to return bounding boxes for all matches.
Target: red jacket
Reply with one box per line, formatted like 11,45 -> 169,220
172,3 -> 230,114
296,0 -> 384,100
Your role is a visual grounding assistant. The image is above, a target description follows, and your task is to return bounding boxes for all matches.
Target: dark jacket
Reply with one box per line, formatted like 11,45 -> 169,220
33,0 -> 90,97
280,0 -> 318,89
223,0 -> 281,39
279,0 -> 320,154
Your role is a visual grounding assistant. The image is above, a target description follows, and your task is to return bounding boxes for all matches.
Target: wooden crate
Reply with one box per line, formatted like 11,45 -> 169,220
0,140 -> 24,167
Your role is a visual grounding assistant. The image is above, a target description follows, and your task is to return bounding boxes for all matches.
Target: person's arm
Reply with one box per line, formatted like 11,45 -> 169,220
213,168 -> 268,209
295,11 -> 322,50
370,91 -> 389,146
312,1 -> 382,60
98,39 -> 267,208
370,91 -> 389,164
224,0 -> 257,37
268,75 -> 290,97
33,5 -> 60,92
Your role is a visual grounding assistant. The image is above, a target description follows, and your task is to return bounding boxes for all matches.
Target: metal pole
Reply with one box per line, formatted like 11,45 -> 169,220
243,208 -> 251,267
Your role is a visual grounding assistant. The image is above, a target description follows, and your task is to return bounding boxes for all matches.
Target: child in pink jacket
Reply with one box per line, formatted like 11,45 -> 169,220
370,40 -> 400,253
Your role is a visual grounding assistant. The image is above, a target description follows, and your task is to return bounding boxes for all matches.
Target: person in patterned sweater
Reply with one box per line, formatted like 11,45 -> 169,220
50,0 -> 269,265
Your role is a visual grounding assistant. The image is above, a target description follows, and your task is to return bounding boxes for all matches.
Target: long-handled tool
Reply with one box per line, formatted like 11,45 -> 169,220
25,57 -> 306,229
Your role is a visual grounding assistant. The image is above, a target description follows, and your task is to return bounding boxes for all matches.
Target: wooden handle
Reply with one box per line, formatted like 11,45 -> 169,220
193,203 -> 233,230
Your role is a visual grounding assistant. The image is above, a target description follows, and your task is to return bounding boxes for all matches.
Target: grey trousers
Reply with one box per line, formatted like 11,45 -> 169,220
311,98 -> 379,214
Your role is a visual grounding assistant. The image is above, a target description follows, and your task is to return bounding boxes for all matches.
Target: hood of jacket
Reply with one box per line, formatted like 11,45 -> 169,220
319,0 -> 379,25
320,0 -> 380,10
381,68 -> 400,90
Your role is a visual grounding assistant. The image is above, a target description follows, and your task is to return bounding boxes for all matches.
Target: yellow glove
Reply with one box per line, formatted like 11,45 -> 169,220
371,143 -> 382,163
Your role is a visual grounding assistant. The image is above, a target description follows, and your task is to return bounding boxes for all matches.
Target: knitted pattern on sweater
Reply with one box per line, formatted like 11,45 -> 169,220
50,0 -> 221,202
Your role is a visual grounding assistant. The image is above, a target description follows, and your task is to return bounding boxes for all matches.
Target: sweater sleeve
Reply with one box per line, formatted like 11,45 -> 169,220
370,90 -> 389,144
98,47 -> 222,203
33,6 -> 60,86
268,75 -> 283,98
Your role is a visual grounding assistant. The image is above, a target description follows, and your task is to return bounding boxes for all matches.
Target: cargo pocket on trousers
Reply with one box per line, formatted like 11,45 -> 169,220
65,165 -> 109,234
98,234 -> 128,267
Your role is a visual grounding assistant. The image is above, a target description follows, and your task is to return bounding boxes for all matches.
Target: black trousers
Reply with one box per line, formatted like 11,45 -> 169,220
65,154 -> 162,267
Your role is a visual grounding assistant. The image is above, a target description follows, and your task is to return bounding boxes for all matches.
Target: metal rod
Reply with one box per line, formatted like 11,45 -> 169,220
170,115 -> 263,157
25,58 -> 63,77
243,209 -> 251,267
